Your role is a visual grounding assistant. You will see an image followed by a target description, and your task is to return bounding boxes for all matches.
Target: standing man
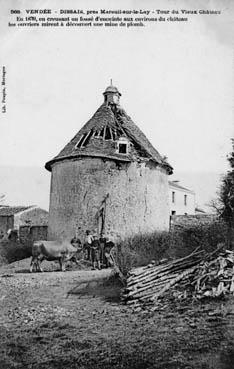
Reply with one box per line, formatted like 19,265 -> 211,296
84,230 -> 93,261
99,233 -> 107,266
91,234 -> 101,270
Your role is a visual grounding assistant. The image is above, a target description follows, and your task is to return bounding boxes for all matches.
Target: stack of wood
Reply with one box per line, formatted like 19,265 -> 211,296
122,247 -> 234,309
191,249 -> 234,299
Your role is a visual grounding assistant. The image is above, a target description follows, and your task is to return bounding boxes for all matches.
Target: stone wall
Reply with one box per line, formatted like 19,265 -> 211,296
19,225 -> 48,244
170,214 -> 217,230
30,225 -> 48,242
48,157 -> 170,242
0,216 -> 14,233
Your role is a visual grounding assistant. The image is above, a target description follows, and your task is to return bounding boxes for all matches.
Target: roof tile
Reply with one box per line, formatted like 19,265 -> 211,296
0,206 -> 33,216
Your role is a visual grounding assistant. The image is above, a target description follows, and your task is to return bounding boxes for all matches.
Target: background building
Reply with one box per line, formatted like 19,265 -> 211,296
0,205 -> 48,234
169,180 -> 195,215
45,84 -> 173,241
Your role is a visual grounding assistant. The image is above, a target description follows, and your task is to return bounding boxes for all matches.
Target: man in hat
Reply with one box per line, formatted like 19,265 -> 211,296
84,230 -> 93,261
91,233 -> 101,270
99,233 -> 107,266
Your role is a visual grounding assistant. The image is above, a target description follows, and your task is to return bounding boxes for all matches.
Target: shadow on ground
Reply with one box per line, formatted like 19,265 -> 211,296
14,269 -> 62,274
68,274 -> 123,303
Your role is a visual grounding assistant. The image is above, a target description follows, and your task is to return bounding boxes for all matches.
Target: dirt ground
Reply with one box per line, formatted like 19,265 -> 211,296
0,258 -> 234,369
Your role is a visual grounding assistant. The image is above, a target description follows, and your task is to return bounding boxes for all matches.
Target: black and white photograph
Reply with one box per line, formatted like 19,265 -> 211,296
0,0 -> 234,368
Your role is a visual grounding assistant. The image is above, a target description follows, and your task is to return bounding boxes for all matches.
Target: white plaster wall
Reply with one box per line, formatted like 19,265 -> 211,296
48,158 -> 170,241
169,187 -> 195,215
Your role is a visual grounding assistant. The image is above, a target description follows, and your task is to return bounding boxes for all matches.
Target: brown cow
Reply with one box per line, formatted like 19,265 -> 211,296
30,240 -> 81,272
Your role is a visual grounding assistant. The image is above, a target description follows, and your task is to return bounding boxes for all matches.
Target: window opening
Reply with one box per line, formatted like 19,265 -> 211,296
119,143 -> 127,154
184,195 -> 187,206
76,134 -> 86,148
105,127 -> 112,140
172,191 -> 175,203
82,130 -> 93,147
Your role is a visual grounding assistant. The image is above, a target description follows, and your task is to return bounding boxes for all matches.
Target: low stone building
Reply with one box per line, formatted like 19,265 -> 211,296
169,181 -> 195,215
45,84 -> 173,241
0,205 -> 48,235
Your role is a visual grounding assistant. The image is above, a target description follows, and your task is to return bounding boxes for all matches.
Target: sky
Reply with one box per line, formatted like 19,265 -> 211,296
0,0 -> 234,183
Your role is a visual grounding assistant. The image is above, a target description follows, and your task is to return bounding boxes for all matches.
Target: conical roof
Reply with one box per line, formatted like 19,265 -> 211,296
45,88 -> 173,174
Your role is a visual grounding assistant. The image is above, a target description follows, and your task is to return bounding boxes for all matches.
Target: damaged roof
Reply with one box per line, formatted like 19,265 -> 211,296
0,206 -> 34,216
45,85 -> 173,174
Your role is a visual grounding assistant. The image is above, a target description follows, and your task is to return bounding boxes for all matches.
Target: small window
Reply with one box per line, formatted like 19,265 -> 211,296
105,127 -> 112,140
118,143 -> 127,154
184,194 -> 187,206
117,137 -> 129,154
82,130 -> 93,147
172,191 -> 175,203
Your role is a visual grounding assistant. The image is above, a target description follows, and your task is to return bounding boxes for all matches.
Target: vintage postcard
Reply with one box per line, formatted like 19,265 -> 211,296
0,1 -> 234,368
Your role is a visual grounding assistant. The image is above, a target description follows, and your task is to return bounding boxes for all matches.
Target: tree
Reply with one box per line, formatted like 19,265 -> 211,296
219,139 -> 234,246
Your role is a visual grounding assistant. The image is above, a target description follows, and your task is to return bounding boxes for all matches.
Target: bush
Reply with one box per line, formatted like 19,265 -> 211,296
115,220 -> 228,276
113,244 -> 140,277
0,239 -> 32,266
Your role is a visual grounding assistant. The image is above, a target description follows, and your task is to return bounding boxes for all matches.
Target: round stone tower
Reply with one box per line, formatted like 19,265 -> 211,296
45,83 -> 173,242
